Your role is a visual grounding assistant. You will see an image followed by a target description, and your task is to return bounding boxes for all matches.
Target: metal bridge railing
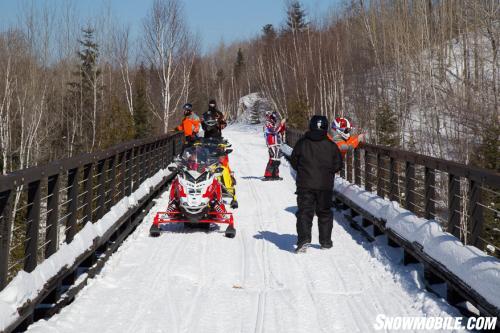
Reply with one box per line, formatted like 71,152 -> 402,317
0,132 -> 183,291
285,128 -> 500,256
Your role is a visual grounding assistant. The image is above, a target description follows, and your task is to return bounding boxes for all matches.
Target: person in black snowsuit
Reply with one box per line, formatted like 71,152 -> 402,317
290,115 -> 343,252
202,99 -> 227,139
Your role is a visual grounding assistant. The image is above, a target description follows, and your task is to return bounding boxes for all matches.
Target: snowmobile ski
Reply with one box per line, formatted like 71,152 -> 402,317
149,225 -> 161,237
225,225 -> 236,238
261,176 -> 283,181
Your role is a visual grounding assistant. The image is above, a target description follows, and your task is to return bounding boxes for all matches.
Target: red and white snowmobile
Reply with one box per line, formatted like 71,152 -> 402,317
150,145 -> 236,238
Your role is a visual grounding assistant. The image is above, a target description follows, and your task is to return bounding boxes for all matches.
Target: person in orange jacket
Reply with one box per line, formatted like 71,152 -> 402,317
331,117 -> 366,157
177,103 -> 200,144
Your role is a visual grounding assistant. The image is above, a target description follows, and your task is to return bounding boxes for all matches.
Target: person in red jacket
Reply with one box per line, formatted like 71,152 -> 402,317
263,111 -> 286,180
331,117 -> 365,157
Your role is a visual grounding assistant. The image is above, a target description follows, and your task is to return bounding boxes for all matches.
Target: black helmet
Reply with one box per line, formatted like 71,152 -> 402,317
183,103 -> 193,116
309,115 -> 329,131
203,112 -> 218,129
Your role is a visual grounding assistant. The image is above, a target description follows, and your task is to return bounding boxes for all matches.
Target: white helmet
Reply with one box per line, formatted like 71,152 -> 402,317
332,117 -> 352,140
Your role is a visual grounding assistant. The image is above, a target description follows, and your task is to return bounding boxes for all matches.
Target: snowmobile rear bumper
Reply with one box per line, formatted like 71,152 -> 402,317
152,211 -> 235,238
153,211 -> 234,227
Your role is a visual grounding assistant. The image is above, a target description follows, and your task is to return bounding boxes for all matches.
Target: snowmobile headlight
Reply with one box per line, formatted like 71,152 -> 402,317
197,171 -> 209,182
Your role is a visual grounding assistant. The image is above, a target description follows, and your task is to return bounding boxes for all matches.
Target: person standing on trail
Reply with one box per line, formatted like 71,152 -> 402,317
263,111 -> 286,181
290,115 -> 343,253
176,103 -> 200,145
331,117 -> 365,158
202,99 -> 227,139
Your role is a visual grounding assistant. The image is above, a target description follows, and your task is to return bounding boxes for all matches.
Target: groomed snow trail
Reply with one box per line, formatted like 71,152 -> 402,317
26,125 -> 462,333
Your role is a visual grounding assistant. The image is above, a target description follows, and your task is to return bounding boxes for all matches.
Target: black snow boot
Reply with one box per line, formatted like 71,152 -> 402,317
295,241 -> 310,253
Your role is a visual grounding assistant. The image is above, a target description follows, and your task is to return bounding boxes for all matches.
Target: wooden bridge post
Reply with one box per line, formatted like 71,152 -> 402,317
0,190 -> 13,290
83,163 -> 93,226
468,180 -> 484,248
389,157 -> 398,202
376,153 -> 383,197
25,180 -> 41,272
424,167 -> 436,220
448,174 -> 461,238
354,149 -> 361,186
65,168 -> 79,243
365,150 -> 372,192
96,160 -> 106,220
45,174 -> 60,258
405,161 -> 415,211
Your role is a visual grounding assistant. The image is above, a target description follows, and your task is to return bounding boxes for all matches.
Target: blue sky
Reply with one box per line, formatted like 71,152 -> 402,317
0,0 -> 341,52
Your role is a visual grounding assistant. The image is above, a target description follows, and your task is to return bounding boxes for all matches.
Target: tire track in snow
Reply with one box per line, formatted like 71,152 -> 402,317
179,231 -> 209,333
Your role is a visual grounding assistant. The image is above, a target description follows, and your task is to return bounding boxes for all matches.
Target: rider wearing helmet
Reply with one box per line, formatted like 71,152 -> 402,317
202,105 -> 237,208
202,99 -> 227,139
177,103 -> 200,144
290,115 -> 343,252
263,110 -> 286,180
331,117 -> 365,158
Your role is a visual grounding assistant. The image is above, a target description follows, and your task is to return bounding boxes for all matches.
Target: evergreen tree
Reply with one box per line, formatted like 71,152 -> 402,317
100,96 -> 135,148
67,27 -> 102,152
287,96 -> 309,129
133,63 -> 150,139
474,118 -> 499,172
216,68 -> 225,88
471,117 -> 499,253
262,24 -> 277,41
376,103 -> 399,147
285,1 -> 308,34
233,48 -> 245,82
69,27 -> 101,104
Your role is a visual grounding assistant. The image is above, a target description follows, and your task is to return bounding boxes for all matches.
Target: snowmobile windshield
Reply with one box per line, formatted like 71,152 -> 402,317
181,146 -> 218,173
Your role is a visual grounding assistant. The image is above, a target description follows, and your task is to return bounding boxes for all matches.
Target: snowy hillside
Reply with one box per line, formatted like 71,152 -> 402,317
237,93 -> 272,125
23,125 -> 464,333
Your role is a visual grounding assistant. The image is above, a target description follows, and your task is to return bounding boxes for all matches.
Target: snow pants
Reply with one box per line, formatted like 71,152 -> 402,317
296,189 -> 333,247
264,145 -> 281,178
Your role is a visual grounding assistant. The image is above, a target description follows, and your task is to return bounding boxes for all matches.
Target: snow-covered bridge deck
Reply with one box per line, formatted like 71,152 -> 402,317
24,125 -> 461,333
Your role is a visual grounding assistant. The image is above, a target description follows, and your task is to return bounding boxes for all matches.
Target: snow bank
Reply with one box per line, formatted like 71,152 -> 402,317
334,177 -> 500,309
282,143 -> 500,309
0,168 -> 172,331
